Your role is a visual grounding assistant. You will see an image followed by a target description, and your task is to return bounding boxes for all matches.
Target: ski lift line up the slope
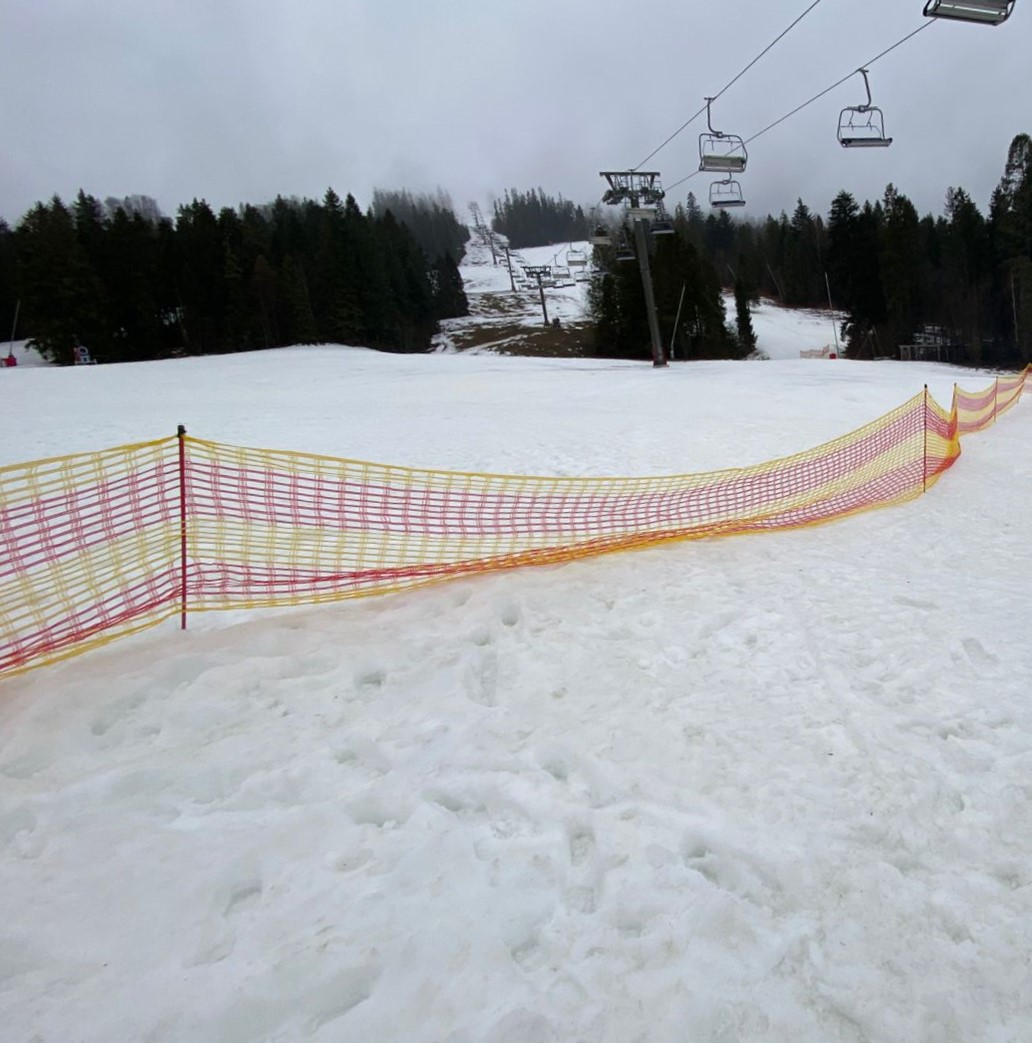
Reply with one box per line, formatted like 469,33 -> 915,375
645,0 -> 1018,202
634,0 -> 831,172
654,0 -> 1014,172
660,19 -> 939,198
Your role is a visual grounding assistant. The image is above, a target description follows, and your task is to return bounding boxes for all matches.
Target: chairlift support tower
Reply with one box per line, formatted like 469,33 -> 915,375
599,170 -> 667,367
523,265 -> 552,326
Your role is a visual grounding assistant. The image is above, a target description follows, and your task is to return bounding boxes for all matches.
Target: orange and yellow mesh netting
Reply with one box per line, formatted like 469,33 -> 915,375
1,369 -> 1028,677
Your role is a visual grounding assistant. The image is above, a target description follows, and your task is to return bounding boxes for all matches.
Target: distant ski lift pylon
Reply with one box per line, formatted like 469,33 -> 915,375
923,0 -> 1014,24
838,69 -> 892,148
698,97 -> 748,174
710,177 -> 746,209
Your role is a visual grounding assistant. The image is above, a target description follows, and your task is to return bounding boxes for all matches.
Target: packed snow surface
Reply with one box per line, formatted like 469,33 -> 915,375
2,343 -> 1031,1042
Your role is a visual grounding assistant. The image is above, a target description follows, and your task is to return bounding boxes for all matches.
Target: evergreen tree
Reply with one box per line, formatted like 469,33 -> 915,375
0,219 -> 18,344
990,134 -> 1032,362
6,184 -> 459,362
880,184 -> 923,347
733,273 -> 757,355
175,199 -> 226,353
491,188 -> 591,248
281,254 -> 320,344
827,190 -> 860,316
683,192 -> 705,250
250,254 -> 279,349
102,208 -> 167,361
432,252 -> 470,320
783,199 -> 824,307
15,197 -> 104,363
938,187 -> 991,361
371,189 -> 469,262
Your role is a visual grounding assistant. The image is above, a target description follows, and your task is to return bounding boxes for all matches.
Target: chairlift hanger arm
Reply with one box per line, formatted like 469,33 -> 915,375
705,97 -> 724,138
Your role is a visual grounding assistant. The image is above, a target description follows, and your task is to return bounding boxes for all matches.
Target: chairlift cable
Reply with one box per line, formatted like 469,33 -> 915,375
662,20 -> 936,193
634,0 -> 830,170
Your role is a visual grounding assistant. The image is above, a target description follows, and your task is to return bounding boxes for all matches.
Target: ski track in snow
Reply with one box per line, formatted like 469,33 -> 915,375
1,347 -> 1031,1041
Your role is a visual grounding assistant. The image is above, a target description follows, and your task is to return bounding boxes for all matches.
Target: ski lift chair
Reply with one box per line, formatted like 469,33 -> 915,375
615,242 -> 636,262
566,248 -> 587,267
923,0 -> 1014,23
651,204 -> 676,235
698,97 -> 748,174
589,226 -> 613,247
710,177 -> 746,209
837,69 -> 892,148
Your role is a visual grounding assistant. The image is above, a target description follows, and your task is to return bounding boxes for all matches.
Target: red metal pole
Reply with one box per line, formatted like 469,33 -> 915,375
177,425 -> 188,630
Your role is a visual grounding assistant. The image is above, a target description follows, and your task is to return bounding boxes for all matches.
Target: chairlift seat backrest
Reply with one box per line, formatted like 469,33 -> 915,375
923,0 -> 1014,23
698,142 -> 748,174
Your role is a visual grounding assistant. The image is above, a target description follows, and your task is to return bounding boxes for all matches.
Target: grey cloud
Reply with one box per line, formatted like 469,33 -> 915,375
1,0 -> 1027,224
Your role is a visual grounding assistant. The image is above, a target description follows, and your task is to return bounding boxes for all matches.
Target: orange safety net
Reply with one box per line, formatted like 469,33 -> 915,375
1,368 -> 1028,677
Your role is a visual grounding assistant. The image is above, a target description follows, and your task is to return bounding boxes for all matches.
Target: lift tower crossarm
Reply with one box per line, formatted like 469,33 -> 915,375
598,170 -> 667,367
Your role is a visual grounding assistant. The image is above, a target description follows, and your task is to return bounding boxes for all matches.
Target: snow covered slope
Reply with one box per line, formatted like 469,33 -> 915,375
722,293 -> 844,360
435,235 -> 592,353
2,349 -> 1031,1042
441,231 -> 838,360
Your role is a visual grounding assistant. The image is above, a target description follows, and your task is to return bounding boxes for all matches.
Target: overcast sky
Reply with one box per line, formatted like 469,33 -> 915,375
2,0 -> 1028,227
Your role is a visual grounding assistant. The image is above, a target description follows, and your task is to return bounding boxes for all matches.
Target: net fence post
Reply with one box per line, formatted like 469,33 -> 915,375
922,385 -> 928,494
177,424 -> 188,630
